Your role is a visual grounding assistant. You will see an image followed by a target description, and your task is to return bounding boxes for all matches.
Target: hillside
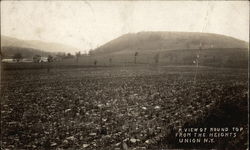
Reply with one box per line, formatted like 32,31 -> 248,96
93,32 -> 248,54
1,35 -> 77,53
88,32 -> 248,68
1,46 -> 53,59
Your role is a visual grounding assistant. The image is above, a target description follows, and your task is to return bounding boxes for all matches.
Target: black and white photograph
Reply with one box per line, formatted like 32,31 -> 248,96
0,1 -> 249,150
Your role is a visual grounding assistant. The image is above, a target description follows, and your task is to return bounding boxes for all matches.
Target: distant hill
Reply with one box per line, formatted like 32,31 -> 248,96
1,35 -> 77,54
1,46 -> 53,59
93,31 -> 248,54
88,32 -> 248,68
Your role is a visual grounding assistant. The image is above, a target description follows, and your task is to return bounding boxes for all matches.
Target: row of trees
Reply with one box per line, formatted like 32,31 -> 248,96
93,52 -> 160,66
10,51 -> 84,63
11,51 -> 161,65
12,53 -> 53,63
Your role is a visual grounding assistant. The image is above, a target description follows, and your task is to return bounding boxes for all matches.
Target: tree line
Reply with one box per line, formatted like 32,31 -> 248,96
10,51 -> 161,65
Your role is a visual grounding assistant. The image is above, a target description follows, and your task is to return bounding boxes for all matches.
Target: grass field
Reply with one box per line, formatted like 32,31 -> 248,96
0,66 -> 248,149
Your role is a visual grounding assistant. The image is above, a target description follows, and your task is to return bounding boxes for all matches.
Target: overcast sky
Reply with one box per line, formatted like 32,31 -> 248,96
1,1 -> 249,53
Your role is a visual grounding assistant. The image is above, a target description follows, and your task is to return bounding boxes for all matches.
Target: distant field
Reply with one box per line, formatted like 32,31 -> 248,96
1,66 -> 248,149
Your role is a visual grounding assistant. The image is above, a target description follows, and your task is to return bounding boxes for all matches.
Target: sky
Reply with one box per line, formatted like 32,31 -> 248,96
1,1 -> 249,53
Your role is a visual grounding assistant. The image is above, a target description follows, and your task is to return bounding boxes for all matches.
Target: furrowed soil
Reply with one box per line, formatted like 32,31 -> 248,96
0,66 -> 248,150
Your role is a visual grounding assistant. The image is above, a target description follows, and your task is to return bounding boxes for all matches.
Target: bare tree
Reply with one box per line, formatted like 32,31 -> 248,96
47,55 -> 53,73
154,53 -> 160,64
75,51 -> 81,63
109,58 -> 112,65
134,52 -> 138,64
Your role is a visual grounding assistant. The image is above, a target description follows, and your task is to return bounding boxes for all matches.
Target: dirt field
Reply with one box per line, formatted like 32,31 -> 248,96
1,66 -> 248,149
